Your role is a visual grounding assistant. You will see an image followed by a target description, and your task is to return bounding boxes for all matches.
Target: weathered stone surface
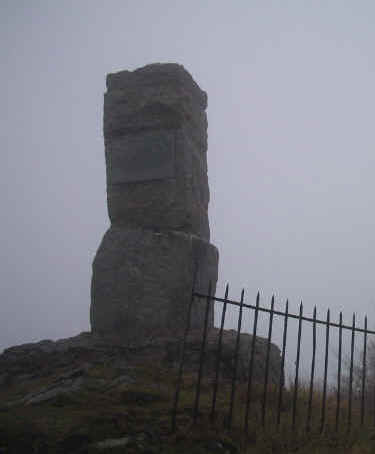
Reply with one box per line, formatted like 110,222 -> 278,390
109,130 -> 176,184
22,376 -> 84,405
91,227 -> 218,344
91,63 -> 218,343
0,330 -> 281,394
104,63 -> 210,240
92,436 -> 130,450
165,329 -> 282,385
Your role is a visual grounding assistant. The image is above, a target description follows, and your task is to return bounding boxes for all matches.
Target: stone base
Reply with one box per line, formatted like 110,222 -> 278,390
90,227 -> 218,345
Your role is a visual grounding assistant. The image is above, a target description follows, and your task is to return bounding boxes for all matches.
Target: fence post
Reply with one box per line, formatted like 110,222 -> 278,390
171,281 -> 195,432
292,302 -> 303,430
193,281 -> 212,424
210,284 -> 229,423
228,289 -> 245,429
244,292 -> 259,434
361,316 -> 368,426
306,306 -> 317,432
277,300 -> 289,427
320,309 -> 330,434
261,296 -> 275,427
347,313 -> 356,433
335,312 -> 343,432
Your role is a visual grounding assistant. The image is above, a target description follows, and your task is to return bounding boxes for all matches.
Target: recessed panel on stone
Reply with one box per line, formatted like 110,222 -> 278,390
110,130 -> 175,184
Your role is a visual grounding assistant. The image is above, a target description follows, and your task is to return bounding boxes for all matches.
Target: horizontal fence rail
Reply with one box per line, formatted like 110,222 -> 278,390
171,283 -> 375,436
193,292 -> 375,335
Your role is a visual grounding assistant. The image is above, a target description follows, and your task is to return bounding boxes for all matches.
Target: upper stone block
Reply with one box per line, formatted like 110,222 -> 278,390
103,63 -> 210,240
104,63 -> 207,137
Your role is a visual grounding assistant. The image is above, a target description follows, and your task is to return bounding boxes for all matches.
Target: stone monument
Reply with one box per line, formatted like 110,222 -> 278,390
90,63 -> 219,344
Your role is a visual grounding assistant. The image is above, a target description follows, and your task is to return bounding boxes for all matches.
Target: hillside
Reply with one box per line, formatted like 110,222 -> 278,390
0,331 -> 374,453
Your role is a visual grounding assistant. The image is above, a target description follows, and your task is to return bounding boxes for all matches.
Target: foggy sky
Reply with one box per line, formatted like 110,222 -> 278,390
1,1 -> 375,379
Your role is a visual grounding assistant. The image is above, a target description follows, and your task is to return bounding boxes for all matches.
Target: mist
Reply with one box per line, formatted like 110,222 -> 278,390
1,1 -> 374,383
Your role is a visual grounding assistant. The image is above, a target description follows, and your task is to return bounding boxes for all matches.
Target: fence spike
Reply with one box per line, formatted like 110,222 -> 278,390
292,301 -> 303,429
210,284 -> 229,422
171,278 -> 196,432
262,295 -> 275,427
361,315 -> 368,426
306,306 -> 317,432
335,311 -> 343,432
277,299 -> 289,427
347,312 -> 356,433
245,292 -> 260,433
228,288 -> 245,429
320,309 -> 330,434
193,281 -> 212,424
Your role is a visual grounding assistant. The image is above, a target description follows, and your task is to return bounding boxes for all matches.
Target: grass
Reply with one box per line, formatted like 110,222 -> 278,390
172,372 -> 375,453
1,359 -> 375,453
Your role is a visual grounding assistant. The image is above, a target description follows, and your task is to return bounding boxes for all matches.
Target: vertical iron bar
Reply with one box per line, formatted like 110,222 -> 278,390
292,302 -> 303,429
171,281 -> 195,431
228,289 -> 245,429
373,345 -> 375,428
210,284 -> 229,423
261,296 -> 275,427
244,292 -> 260,434
347,313 -> 356,433
361,316 -> 368,426
335,312 -> 343,432
277,300 -> 289,427
306,306 -> 317,432
320,309 -> 330,434
193,281 -> 212,424
373,339 -> 375,428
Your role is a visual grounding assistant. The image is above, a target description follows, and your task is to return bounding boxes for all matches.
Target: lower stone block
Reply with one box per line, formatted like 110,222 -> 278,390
90,227 -> 218,345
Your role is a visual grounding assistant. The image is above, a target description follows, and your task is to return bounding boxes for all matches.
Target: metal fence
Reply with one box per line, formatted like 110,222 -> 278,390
171,282 -> 375,435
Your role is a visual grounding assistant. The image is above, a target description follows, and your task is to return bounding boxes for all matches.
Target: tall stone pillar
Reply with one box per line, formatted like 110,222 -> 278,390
90,63 -> 219,344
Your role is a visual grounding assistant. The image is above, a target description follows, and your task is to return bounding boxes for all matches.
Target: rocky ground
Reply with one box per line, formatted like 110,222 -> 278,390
0,329 -> 281,453
4,330 -> 372,453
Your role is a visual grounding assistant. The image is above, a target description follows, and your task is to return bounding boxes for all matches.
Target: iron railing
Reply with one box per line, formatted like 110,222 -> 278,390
171,283 -> 375,434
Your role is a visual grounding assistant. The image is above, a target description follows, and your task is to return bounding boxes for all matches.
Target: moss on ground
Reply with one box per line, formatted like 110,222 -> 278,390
1,358 -> 375,453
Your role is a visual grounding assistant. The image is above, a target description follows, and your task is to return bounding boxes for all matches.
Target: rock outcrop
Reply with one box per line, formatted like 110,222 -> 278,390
0,330 -> 281,403
1,332 -> 249,453
91,64 -> 219,344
